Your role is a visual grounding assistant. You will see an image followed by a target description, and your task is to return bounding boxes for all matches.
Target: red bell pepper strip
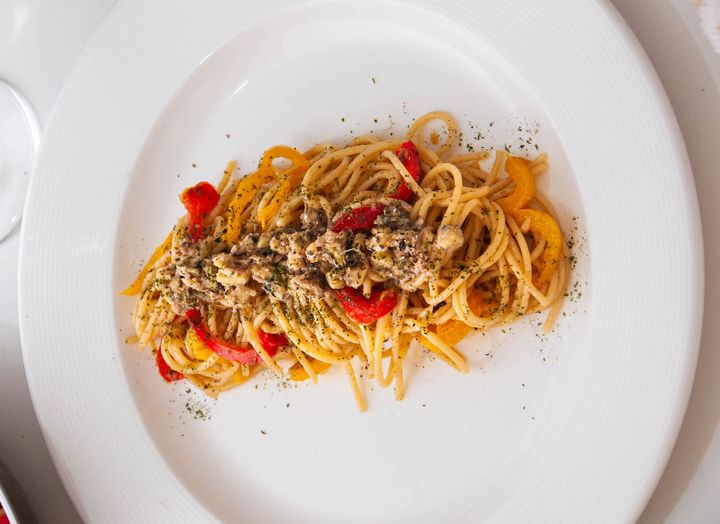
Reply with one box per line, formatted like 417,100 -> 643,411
330,204 -> 386,233
156,347 -> 184,382
329,142 -> 420,232
180,181 -> 220,241
185,309 -> 283,365
334,287 -> 398,324
257,329 -> 289,352
391,141 -> 421,201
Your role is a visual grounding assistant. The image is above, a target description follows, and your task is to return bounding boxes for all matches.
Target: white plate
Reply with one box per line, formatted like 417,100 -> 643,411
19,1 -> 703,522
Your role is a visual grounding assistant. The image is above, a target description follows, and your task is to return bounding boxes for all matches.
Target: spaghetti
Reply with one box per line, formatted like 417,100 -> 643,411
123,111 -> 568,411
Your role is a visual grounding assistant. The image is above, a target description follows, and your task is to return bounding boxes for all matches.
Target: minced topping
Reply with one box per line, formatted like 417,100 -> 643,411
156,201 -> 464,314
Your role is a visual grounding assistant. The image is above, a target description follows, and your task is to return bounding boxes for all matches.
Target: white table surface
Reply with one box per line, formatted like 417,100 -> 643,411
1,1 -> 718,522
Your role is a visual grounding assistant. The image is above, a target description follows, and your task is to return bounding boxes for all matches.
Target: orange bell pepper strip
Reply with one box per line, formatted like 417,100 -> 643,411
435,319 -> 471,346
467,288 -> 487,316
468,286 -> 509,317
498,156 -> 535,214
514,208 -> 562,287
415,286 -> 496,357
120,230 -> 173,296
257,146 -> 308,229
415,319 -> 471,365
289,358 -> 332,382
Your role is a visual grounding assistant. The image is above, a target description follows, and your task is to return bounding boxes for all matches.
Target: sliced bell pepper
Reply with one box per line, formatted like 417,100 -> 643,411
256,146 -> 309,229
156,347 -> 184,382
330,204 -> 386,233
224,167 -> 276,245
415,288 -> 493,356
185,308 -> 282,365
467,287 -> 489,315
185,326 -> 213,360
123,165 -> 231,296
414,319 -> 471,358
180,181 -> 221,240
513,208 -> 562,287
256,329 -> 289,352
334,287 -> 398,324
436,319 -> 471,345
121,230 -> 174,296
289,358 -> 332,382
226,364 -> 263,388
498,156 -> 535,214
391,141 -> 421,201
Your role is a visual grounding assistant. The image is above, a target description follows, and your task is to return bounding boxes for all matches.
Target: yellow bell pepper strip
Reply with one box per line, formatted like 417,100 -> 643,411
227,365 -> 262,388
259,145 -> 306,172
256,146 -> 308,229
289,358 -> 332,382
224,145 -> 308,242
258,165 -> 305,229
185,325 -> 213,360
514,208 -> 562,287
224,168 -> 275,244
120,230 -> 173,296
498,156 -> 535,214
